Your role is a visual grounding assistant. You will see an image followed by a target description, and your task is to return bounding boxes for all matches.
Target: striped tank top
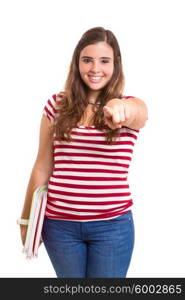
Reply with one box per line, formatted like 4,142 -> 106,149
43,94 -> 140,221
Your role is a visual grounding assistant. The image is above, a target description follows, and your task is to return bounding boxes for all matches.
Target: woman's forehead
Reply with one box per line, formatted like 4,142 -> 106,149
80,42 -> 113,58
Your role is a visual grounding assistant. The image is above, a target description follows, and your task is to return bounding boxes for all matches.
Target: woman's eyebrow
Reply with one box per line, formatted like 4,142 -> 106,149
81,56 -> 112,60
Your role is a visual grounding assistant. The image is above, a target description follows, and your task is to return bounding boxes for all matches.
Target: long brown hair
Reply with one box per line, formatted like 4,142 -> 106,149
52,27 -> 125,145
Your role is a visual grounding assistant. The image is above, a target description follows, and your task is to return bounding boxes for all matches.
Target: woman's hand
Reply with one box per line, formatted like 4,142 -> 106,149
103,98 -> 137,129
20,225 -> 28,246
20,224 -> 43,247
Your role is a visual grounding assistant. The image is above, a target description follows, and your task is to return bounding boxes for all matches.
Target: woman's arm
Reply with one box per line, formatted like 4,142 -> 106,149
19,114 -> 54,244
103,97 -> 148,130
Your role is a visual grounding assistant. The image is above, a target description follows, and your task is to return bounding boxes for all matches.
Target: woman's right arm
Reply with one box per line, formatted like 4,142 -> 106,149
20,114 -> 54,245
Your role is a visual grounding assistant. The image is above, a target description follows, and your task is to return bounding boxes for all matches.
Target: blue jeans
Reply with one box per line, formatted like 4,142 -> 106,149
42,211 -> 135,278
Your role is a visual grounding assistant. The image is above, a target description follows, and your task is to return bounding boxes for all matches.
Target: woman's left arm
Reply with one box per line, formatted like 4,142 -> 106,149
103,97 -> 148,130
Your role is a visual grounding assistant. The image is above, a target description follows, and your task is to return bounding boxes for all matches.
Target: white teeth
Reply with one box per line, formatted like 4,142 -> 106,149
88,75 -> 103,84
89,76 -> 101,80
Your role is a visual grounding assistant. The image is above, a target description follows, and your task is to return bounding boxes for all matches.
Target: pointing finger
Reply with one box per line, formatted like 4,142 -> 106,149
103,106 -> 113,117
112,108 -> 121,124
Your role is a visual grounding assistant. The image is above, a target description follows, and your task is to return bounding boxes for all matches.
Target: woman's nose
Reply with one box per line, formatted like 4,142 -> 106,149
90,61 -> 100,73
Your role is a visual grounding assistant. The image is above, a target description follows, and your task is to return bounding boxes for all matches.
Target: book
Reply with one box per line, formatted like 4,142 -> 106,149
23,185 -> 48,259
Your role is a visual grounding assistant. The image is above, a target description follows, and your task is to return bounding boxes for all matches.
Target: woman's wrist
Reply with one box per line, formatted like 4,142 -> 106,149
17,218 -> 29,225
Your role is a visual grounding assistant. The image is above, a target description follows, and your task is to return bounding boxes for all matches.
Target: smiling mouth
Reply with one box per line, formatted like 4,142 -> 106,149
88,76 -> 103,83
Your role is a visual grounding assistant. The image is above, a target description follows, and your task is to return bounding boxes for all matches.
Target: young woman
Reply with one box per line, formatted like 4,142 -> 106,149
19,27 -> 148,278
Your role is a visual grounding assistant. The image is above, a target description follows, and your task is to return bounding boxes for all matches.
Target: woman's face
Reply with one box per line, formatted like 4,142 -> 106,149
79,41 -> 114,98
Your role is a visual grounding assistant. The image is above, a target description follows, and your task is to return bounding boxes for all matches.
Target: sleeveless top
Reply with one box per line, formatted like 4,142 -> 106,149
43,94 -> 140,221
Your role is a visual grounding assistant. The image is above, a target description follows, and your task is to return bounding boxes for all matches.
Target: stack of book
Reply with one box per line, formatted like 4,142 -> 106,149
23,185 -> 48,259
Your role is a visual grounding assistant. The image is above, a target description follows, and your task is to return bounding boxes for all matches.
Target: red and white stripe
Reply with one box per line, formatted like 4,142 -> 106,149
43,94 -> 139,222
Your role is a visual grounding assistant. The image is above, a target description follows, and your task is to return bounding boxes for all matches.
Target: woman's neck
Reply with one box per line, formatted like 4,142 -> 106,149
87,91 -> 100,103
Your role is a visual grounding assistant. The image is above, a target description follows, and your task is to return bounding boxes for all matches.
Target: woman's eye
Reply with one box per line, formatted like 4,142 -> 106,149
101,60 -> 109,64
83,58 -> 92,63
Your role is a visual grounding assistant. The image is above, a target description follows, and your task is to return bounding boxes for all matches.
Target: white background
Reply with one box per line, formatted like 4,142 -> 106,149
0,0 -> 185,277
